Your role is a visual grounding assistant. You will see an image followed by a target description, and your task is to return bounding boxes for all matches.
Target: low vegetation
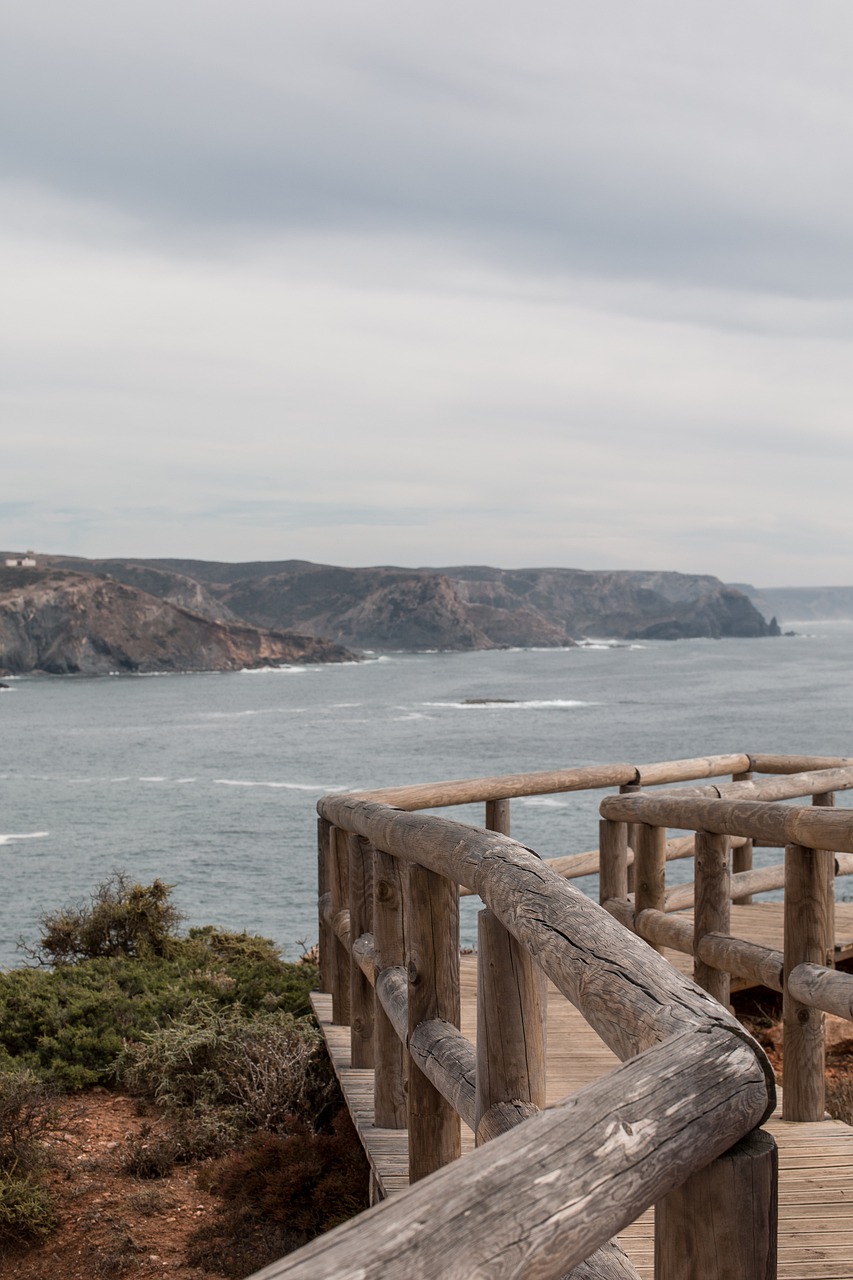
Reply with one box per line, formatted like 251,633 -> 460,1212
0,874 -> 369,1272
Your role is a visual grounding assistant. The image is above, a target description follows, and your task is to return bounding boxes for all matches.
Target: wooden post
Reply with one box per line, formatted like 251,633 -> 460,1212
655,1128 -> 778,1279
485,797 -> 511,836
373,847 -> 407,1129
329,826 -> 351,1027
635,822 -> 667,951
693,831 -> 731,1006
317,818 -> 332,992
620,782 -> 640,895
783,842 -> 833,1121
813,791 -> 837,969
599,818 -> 629,905
475,908 -> 546,1145
731,770 -> 754,903
348,832 -> 374,1068
407,863 -> 461,1181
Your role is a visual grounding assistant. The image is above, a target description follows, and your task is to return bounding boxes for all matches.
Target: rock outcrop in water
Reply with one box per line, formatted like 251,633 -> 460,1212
0,567 -> 355,676
27,556 -> 776,652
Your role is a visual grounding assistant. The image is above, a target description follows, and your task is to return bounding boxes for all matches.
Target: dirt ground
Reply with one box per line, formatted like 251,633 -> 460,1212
5,1090 -> 221,1280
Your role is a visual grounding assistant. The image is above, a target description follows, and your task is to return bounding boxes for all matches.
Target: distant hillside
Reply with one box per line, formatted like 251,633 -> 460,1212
29,555 -> 777,650
0,567 -> 354,676
735,584 -> 853,625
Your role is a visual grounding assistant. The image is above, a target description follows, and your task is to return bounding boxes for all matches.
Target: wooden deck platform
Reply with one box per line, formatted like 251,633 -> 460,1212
313,907 -> 853,1278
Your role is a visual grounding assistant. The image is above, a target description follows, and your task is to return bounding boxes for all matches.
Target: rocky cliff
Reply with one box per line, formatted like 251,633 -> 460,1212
0,568 -> 354,676
31,556 -> 775,651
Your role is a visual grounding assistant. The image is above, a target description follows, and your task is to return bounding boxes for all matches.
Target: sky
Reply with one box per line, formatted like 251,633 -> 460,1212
2,2 -> 852,587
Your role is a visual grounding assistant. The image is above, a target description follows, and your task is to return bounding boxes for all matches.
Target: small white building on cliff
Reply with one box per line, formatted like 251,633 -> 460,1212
4,550 -> 37,568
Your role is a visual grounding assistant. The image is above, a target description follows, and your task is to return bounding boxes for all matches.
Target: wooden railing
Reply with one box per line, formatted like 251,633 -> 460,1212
598,766 -> 853,1125
250,753 -> 853,1279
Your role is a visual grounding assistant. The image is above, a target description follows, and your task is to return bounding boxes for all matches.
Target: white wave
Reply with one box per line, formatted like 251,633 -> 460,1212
139,776 -> 167,782
0,831 -> 49,846
214,779 -> 347,791
517,797 -> 567,809
394,712 -> 431,721
197,709 -> 263,718
111,776 -> 131,782
239,665 -> 307,674
577,638 -> 630,650
423,699 -> 597,710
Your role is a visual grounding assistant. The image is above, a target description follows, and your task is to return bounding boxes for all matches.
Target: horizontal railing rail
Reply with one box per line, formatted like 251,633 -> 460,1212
253,753 -> 853,1280
598,784 -> 853,1124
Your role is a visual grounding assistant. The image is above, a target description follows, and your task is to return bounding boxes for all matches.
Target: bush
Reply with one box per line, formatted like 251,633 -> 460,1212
1,889 -> 319,1089
0,1068 -> 60,1172
33,873 -> 184,964
188,1109 -> 370,1276
0,1067 -> 61,1252
115,1003 -> 336,1137
0,1169 -> 55,1251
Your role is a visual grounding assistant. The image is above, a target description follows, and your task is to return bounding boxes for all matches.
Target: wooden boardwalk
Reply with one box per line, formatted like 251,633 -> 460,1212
313,902 -> 853,1278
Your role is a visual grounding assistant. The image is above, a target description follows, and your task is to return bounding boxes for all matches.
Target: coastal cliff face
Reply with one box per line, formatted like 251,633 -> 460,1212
0,568 -> 354,676
21,556 -> 776,657
34,556 -> 775,650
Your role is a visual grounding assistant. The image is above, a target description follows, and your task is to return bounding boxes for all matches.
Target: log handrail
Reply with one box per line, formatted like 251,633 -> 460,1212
269,754 -> 853,1280
289,781 -> 783,1280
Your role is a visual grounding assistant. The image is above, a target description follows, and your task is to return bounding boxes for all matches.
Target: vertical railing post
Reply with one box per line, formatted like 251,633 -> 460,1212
693,831 -> 731,1006
635,822 -> 667,951
317,817 -> 332,993
783,842 -> 833,1121
620,782 -> 641,895
406,863 -> 461,1182
328,825 -> 351,1027
485,797 -> 511,835
474,908 -> 546,1145
813,791 -> 837,969
347,832 -> 374,1068
731,769 -> 754,903
655,1128 -> 778,1279
599,817 -> 629,905
373,847 -> 407,1130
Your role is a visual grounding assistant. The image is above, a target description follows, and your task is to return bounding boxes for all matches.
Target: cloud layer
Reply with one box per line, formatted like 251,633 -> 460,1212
3,2 -> 852,584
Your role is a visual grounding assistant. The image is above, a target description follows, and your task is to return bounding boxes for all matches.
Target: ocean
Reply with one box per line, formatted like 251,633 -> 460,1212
2,622 -> 852,970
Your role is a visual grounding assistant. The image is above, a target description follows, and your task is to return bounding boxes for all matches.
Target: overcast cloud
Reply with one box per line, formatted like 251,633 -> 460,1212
2,1 -> 852,585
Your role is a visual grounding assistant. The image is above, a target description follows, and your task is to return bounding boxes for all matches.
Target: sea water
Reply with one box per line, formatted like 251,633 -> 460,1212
1,622 -> 851,969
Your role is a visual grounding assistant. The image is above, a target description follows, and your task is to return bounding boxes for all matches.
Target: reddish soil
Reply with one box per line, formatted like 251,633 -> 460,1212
5,1090 -> 221,1280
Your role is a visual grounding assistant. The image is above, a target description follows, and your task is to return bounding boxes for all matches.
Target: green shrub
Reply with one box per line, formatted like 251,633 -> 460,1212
0,1169 -> 56,1250
0,1068 -> 60,1172
33,872 -> 184,964
0,1068 -> 62,1254
1,888 -> 319,1089
115,1003 -> 335,1136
